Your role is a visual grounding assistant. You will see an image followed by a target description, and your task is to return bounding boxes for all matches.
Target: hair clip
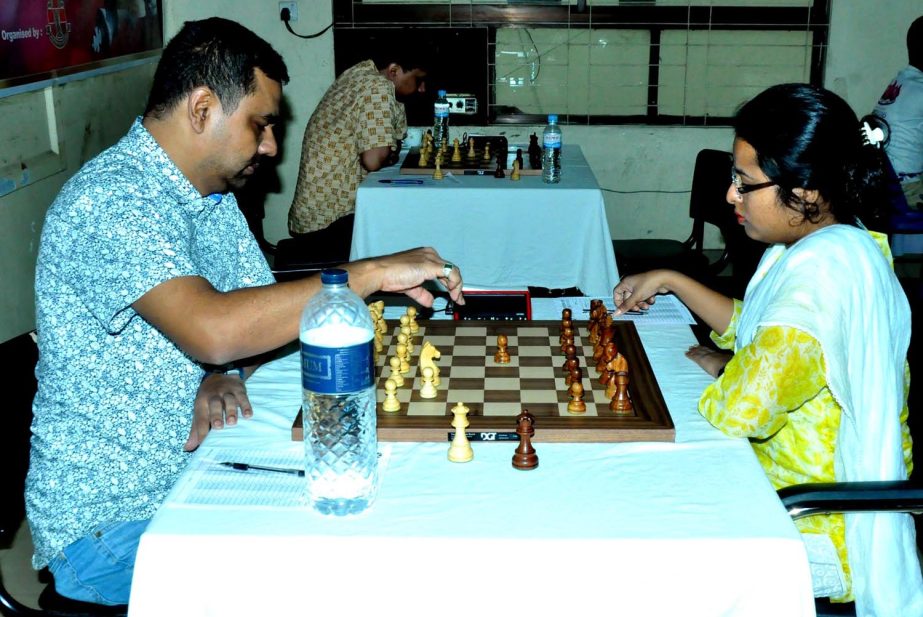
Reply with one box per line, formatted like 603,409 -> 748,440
861,121 -> 885,148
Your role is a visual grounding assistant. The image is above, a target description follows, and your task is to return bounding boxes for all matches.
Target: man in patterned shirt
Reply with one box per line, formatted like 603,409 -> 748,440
285,50 -> 428,262
27,18 -> 462,607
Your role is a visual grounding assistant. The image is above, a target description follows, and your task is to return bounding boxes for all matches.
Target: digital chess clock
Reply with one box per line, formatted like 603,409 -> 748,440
451,290 -> 532,321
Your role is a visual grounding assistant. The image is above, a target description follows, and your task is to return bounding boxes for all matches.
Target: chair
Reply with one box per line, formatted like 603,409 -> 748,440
0,332 -> 127,617
613,148 -> 767,299
778,480 -> 923,617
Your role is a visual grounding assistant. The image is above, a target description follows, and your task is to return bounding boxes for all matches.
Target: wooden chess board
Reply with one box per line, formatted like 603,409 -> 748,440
291,320 -> 674,443
399,146 -> 542,176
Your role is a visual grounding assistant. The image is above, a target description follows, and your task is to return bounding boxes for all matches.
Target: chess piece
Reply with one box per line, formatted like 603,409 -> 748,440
510,160 -> 521,181
419,366 -> 438,399
562,308 -> 572,321
610,353 -> 633,414
451,138 -> 462,162
494,156 -> 506,179
528,133 -> 542,169
406,306 -> 420,334
382,378 -> 401,412
515,148 -> 524,170
418,145 -> 429,167
432,155 -> 444,180
419,341 -> 442,387
401,324 -> 413,356
388,356 -> 405,387
447,402 -> 474,463
467,138 -> 476,159
482,141 -> 492,162
494,334 -> 511,363
396,342 -> 410,374
512,411 -> 538,470
567,381 -> 587,414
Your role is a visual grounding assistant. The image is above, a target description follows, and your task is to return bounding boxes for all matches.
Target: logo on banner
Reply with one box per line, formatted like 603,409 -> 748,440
46,0 -> 72,50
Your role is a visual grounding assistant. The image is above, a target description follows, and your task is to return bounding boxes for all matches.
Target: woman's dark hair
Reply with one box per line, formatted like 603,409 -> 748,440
733,83 -> 888,230
144,17 -> 289,120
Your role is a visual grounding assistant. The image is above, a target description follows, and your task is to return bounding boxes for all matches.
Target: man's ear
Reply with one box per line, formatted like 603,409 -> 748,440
186,87 -> 215,134
384,62 -> 403,82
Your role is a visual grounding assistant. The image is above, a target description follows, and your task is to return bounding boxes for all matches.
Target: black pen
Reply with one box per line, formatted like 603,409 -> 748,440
378,179 -> 424,185
218,461 -> 305,477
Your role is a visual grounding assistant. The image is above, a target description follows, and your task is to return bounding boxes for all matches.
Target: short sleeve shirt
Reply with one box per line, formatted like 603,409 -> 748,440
26,118 -> 275,568
288,60 -> 407,234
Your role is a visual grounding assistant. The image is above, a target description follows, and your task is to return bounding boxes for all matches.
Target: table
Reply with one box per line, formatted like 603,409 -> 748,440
350,146 -> 620,297
128,308 -> 815,617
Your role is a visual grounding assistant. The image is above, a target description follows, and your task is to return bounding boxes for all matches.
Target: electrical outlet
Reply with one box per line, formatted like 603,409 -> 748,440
278,2 -> 298,22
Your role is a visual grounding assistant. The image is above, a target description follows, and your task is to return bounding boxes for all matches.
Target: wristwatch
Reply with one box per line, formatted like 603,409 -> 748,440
203,364 -> 245,380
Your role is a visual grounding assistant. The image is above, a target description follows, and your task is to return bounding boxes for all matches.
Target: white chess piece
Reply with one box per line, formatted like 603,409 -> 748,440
382,378 -> 401,413
419,366 -> 438,399
448,402 -> 473,462
388,356 -> 404,387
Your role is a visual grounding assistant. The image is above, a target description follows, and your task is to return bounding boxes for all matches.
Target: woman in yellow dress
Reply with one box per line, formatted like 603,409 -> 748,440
613,83 -> 921,615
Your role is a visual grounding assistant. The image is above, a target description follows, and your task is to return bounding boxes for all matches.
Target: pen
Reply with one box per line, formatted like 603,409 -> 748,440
378,179 -> 424,185
219,461 -> 305,477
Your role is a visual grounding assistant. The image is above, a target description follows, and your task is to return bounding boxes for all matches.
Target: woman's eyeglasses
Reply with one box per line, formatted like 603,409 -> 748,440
730,169 -> 776,198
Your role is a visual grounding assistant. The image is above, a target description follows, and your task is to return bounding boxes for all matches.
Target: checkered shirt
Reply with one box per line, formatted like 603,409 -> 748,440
288,60 -> 407,234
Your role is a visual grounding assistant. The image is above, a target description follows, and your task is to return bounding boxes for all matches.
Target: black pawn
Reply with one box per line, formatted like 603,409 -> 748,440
512,411 -> 538,470
494,151 -> 506,178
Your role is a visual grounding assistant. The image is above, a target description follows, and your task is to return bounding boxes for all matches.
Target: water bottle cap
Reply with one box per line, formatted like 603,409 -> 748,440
320,269 -> 348,285
548,114 -> 558,123
438,89 -> 447,97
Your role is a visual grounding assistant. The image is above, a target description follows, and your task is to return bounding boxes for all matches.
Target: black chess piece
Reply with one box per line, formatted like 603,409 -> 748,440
516,148 -> 524,170
494,152 -> 506,178
512,411 -> 538,470
528,133 -> 542,169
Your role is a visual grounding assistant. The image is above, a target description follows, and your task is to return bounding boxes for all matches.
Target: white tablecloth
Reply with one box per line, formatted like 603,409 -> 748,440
350,146 -> 620,297
128,321 -> 815,617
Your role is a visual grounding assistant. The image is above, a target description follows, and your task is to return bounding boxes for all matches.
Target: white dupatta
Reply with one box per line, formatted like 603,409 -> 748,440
736,224 -> 922,616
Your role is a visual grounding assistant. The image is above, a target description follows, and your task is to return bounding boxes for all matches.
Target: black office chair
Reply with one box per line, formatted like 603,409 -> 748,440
613,148 -> 767,299
0,331 -> 127,617
778,480 -> 923,617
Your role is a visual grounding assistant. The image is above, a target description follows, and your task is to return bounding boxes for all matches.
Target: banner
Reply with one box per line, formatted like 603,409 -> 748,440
1,0 -> 162,88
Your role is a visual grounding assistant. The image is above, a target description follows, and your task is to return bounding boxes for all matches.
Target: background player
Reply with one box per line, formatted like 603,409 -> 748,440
613,83 -> 920,613
286,43 -> 429,263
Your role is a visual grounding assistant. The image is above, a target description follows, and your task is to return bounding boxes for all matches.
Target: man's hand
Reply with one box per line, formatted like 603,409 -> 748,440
185,372 -> 253,452
349,247 -> 465,307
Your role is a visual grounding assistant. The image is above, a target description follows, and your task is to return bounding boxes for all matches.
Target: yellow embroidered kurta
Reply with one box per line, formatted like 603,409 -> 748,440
700,299 -> 913,602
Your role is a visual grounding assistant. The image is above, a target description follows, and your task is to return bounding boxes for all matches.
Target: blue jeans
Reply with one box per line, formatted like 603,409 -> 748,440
47,519 -> 149,605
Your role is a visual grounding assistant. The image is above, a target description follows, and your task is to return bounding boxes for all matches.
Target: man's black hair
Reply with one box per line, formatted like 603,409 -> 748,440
144,17 -> 289,119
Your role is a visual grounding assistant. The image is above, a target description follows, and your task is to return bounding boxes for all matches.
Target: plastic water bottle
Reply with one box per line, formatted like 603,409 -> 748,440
299,269 -> 378,516
542,114 -> 562,184
433,89 -> 450,151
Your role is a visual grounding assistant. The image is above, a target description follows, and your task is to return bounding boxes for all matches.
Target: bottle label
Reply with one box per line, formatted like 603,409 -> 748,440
301,340 -> 374,394
434,102 -> 450,118
543,133 -> 561,149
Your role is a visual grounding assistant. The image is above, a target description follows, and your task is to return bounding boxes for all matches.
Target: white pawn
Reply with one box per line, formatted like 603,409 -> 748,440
448,402 -> 473,463
401,323 -> 413,356
407,306 -> 420,334
419,366 -> 438,399
388,356 -> 404,387
382,378 -> 401,413
396,342 -> 410,374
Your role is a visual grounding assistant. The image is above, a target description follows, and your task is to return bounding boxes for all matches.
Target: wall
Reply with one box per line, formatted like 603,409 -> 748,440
0,62 -> 156,342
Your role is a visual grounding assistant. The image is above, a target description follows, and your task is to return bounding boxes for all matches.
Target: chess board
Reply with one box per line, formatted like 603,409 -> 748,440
399,146 -> 542,176
291,320 -> 674,443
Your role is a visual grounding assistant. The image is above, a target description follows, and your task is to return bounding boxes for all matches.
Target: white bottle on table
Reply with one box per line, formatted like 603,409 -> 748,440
299,269 -> 378,516
542,114 -> 562,184
433,89 -> 450,151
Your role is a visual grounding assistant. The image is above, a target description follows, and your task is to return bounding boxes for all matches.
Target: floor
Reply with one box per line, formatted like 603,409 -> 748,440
3,265 -> 922,610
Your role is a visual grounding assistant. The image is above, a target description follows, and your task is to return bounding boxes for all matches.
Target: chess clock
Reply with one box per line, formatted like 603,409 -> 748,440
451,290 -> 532,321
